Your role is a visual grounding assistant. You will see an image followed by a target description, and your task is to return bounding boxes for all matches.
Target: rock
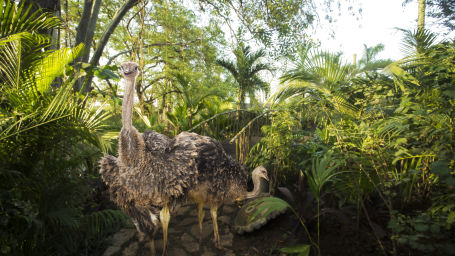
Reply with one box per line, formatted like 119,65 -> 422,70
111,228 -> 136,245
223,249 -> 236,256
218,215 -> 231,224
221,233 -> 234,247
190,222 -> 213,240
188,208 -> 198,217
181,232 -> 196,243
233,197 -> 286,234
123,242 -> 139,256
180,232 -> 200,252
201,250 -> 217,256
103,246 -> 121,256
168,247 -> 188,256
222,205 -> 237,215
178,217 -> 196,226
176,205 -> 192,215
168,227 -> 180,235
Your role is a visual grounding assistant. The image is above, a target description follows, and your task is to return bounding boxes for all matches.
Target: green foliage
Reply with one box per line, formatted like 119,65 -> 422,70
280,244 -> 311,256
249,196 -> 316,255
0,1 -> 125,255
217,42 -> 272,109
306,154 -> 342,201
389,209 -> 455,255
256,30 -> 455,255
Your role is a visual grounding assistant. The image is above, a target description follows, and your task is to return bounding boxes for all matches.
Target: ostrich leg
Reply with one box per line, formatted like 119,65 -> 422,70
197,203 -> 205,244
159,205 -> 170,255
148,229 -> 158,256
210,206 -> 222,249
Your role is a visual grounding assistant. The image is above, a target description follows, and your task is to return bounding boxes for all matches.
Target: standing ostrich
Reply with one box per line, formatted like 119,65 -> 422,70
99,62 -> 268,255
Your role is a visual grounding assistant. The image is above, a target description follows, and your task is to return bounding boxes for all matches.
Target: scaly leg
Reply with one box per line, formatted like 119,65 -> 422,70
148,209 -> 160,256
150,239 -> 156,256
197,203 -> 205,244
210,206 -> 222,249
160,205 -> 170,256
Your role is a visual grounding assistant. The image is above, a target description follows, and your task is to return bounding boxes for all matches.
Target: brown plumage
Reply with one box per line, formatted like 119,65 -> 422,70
99,62 -> 268,255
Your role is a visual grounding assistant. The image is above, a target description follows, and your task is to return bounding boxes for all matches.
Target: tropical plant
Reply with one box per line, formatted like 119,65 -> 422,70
0,1 -> 127,255
249,196 -> 317,256
217,43 -> 272,109
167,73 -> 222,131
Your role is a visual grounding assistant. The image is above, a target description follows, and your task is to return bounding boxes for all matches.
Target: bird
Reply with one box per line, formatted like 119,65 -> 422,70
99,61 -> 269,255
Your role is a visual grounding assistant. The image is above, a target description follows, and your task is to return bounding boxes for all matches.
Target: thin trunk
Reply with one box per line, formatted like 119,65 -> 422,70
353,54 -> 357,69
74,0 -> 94,91
83,0 -> 139,93
418,0 -> 426,30
81,0 -> 102,63
137,0 -> 146,112
75,0 -> 93,47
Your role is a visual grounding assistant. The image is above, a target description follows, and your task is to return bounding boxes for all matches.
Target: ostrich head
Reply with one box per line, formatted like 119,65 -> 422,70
120,62 -> 139,79
252,166 -> 269,181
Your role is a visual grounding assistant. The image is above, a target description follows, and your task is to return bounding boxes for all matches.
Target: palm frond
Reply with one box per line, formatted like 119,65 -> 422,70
398,28 -> 438,56
82,209 -> 128,236
34,44 -> 84,93
0,0 -> 61,39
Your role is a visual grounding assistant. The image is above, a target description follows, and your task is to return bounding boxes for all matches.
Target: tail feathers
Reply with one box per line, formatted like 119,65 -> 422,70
99,155 -> 119,183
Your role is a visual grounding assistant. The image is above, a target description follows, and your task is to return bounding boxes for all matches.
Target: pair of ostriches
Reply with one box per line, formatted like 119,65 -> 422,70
99,62 -> 269,256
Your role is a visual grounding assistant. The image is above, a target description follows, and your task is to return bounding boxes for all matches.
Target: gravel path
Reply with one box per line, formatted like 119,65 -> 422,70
103,204 -> 239,256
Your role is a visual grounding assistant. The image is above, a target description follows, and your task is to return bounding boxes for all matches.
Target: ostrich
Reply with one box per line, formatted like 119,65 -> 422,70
99,61 -> 268,255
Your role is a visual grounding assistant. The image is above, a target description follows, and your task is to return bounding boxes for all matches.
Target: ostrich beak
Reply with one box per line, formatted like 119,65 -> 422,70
261,172 -> 269,181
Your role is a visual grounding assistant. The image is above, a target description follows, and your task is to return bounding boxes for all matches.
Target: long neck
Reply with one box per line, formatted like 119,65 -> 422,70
122,77 -> 136,129
244,174 -> 265,199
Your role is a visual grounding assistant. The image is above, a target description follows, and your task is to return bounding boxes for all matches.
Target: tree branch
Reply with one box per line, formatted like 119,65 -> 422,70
106,40 -> 202,65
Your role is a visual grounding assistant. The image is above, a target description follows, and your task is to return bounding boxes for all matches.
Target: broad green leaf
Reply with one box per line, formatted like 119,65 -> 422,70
430,160 -> 451,176
94,67 -> 119,81
280,244 -> 311,256
443,89 -> 455,98
248,197 -> 290,222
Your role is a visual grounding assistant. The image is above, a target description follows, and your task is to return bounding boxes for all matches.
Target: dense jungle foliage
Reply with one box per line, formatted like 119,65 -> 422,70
0,0 -> 454,255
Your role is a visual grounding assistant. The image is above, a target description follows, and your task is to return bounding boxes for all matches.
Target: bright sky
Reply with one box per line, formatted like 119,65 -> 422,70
312,0 -> 420,62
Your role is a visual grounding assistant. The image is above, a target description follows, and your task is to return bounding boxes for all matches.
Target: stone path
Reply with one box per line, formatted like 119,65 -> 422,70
103,204 -> 240,256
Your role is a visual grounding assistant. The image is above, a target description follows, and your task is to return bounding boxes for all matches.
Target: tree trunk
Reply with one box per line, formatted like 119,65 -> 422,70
73,0 -> 102,91
74,0 -> 93,48
22,0 -> 60,49
83,0 -> 102,62
82,0 -> 139,93
418,0 -> 426,30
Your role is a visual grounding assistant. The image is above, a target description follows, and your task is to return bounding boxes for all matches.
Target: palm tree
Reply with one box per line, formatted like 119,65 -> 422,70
357,44 -> 393,72
0,1 -> 126,254
274,47 -> 361,128
217,43 -> 272,109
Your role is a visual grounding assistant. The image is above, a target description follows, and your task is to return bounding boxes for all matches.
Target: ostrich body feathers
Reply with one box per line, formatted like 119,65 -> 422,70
100,130 -> 248,216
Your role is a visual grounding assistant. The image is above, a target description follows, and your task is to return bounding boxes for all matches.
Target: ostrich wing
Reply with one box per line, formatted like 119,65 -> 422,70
120,132 -> 199,206
143,130 -> 171,153
100,155 -> 160,237
167,132 -> 248,200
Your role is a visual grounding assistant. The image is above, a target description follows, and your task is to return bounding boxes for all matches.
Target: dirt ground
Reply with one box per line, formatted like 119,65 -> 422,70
102,203 -> 385,256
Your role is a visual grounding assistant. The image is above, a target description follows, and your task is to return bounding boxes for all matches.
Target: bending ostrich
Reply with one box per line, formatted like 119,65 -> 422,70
99,61 -> 268,255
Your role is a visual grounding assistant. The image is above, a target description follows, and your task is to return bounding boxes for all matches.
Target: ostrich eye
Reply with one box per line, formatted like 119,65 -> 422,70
134,66 -> 138,71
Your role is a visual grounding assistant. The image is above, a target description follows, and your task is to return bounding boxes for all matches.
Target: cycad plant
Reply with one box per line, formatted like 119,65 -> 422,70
0,1 -> 126,255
